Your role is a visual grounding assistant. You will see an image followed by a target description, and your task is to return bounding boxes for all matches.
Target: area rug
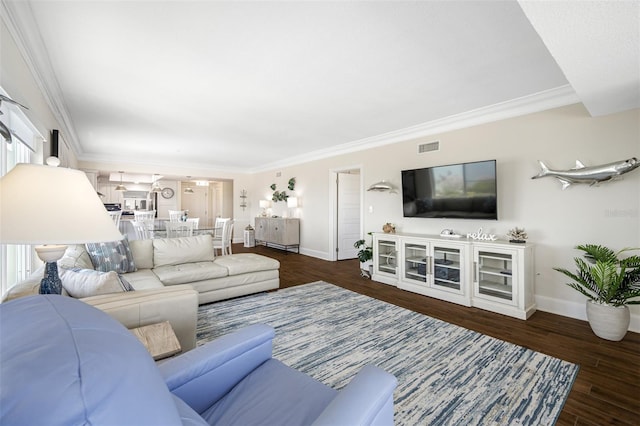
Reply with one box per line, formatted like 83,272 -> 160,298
197,281 -> 578,425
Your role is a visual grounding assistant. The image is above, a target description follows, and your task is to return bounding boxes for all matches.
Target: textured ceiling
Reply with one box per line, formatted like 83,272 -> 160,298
5,1 -> 638,173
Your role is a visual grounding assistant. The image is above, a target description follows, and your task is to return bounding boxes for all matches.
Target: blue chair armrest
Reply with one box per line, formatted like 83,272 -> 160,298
158,323 -> 275,414
312,365 -> 397,426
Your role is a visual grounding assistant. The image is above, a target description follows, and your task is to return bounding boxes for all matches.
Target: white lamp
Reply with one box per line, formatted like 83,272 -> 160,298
287,197 -> 299,218
287,197 -> 298,208
0,163 -> 123,294
259,199 -> 270,217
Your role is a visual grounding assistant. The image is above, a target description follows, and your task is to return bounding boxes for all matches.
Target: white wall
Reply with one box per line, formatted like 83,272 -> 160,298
248,104 -> 640,330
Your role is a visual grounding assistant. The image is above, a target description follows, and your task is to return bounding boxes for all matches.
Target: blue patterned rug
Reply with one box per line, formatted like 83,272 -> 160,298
197,281 -> 578,425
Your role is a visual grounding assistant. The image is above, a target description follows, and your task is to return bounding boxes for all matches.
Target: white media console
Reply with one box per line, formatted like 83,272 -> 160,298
371,232 -> 535,319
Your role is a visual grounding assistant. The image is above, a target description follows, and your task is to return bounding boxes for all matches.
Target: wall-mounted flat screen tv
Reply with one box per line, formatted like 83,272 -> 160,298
401,159 -> 497,219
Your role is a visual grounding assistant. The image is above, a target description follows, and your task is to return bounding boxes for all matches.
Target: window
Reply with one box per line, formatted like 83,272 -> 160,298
1,89 -> 40,298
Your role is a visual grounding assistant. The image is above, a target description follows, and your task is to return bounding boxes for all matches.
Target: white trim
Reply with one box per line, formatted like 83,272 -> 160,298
535,294 -> 640,333
251,85 -> 580,173
2,1 -> 81,155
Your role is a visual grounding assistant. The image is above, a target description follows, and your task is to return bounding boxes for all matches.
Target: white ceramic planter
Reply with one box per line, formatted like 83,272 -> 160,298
586,300 -> 630,341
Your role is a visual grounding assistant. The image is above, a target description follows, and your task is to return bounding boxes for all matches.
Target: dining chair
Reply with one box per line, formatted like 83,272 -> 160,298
168,210 -> 186,222
213,220 -> 234,256
107,210 -> 122,229
212,217 -> 230,241
186,217 -> 199,229
131,219 -> 154,240
165,221 -> 195,238
133,210 -> 156,221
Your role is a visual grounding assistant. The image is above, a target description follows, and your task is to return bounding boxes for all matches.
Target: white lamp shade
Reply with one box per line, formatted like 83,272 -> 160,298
287,197 -> 298,208
259,200 -> 270,208
0,164 -> 123,244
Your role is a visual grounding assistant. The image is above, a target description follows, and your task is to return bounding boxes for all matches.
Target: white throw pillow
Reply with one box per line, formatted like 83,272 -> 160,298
60,268 -> 132,298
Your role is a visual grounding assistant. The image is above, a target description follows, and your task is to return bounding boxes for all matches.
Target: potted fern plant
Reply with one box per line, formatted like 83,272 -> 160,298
354,233 -> 373,278
554,244 -> 640,341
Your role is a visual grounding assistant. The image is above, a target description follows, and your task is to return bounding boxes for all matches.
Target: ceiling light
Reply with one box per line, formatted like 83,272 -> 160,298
115,171 -> 127,191
184,176 -> 194,194
150,174 -> 162,193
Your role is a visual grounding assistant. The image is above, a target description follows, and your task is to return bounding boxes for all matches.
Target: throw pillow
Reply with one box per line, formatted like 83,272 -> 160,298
58,244 -> 94,270
60,268 -> 133,298
86,237 -> 137,274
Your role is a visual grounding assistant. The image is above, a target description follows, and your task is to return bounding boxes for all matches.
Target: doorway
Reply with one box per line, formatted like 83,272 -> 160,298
330,167 -> 363,261
181,184 -> 210,226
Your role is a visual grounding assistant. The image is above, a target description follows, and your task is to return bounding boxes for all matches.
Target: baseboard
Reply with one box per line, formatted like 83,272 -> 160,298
299,247 -> 331,260
535,295 -> 640,333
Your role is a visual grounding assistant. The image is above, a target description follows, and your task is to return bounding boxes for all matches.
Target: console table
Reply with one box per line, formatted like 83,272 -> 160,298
371,232 -> 535,320
255,217 -> 300,253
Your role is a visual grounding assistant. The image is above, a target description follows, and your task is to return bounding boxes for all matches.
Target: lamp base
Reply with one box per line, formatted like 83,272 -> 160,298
35,245 -> 67,295
40,261 -> 62,294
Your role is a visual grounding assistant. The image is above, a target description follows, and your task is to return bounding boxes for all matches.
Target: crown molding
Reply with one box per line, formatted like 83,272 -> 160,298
2,0 -> 81,154
251,85 -> 580,173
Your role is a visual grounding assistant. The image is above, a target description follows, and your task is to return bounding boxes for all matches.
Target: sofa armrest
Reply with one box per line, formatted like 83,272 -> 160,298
158,324 -> 275,414
312,365 -> 397,426
81,285 -> 198,351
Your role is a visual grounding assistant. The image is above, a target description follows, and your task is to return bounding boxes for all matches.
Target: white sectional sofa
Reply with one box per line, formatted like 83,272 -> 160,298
3,234 -> 280,352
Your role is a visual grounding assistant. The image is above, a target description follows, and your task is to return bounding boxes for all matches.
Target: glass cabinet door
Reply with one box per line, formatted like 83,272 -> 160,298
432,246 -> 462,291
403,242 -> 428,283
475,251 -> 514,303
376,239 -> 397,276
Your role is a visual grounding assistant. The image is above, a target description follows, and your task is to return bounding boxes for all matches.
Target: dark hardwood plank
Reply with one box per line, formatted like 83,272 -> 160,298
233,244 -> 640,425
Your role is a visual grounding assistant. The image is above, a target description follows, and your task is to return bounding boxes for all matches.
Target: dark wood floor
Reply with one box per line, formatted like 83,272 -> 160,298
233,244 -> 640,426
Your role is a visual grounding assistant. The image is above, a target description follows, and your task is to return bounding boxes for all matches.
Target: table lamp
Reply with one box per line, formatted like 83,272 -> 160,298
0,162 -> 123,294
259,200 -> 270,217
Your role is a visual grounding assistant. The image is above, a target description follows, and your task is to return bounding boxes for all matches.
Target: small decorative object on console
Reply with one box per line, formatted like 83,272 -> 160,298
507,227 -> 528,243
467,227 -> 497,241
382,223 -> 396,233
440,229 -> 462,238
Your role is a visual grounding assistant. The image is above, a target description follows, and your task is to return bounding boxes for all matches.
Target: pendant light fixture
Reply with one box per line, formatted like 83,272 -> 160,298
184,176 -> 194,194
150,174 -> 162,193
115,171 -> 127,191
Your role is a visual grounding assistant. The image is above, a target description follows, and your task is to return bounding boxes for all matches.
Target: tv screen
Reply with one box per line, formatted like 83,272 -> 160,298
401,160 -> 497,219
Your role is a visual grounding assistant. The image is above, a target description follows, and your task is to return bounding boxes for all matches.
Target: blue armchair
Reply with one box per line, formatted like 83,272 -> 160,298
0,295 -> 397,425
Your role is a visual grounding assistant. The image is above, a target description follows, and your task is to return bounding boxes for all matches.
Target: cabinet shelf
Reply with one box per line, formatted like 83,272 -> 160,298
405,269 -> 427,281
405,257 -> 427,264
478,253 -> 512,261
479,266 -> 513,277
434,279 -> 461,290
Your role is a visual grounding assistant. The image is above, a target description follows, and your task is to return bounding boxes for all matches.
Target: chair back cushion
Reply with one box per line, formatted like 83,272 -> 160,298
0,295 -> 183,425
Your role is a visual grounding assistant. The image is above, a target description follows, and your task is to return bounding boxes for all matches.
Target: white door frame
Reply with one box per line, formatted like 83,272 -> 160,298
328,165 -> 364,261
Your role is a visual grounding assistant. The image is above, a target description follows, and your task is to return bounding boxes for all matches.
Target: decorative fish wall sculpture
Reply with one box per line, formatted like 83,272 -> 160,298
532,157 -> 639,190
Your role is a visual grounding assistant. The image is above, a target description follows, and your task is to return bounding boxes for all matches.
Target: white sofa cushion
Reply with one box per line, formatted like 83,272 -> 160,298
152,262 -> 228,286
153,235 -> 215,267
59,268 -> 132,298
58,245 -> 94,270
122,269 -> 165,290
129,239 -> 154,269
213,254 -> 280,275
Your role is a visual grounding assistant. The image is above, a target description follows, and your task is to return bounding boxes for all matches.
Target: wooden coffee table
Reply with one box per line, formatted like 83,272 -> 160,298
130,321 -> 181,360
